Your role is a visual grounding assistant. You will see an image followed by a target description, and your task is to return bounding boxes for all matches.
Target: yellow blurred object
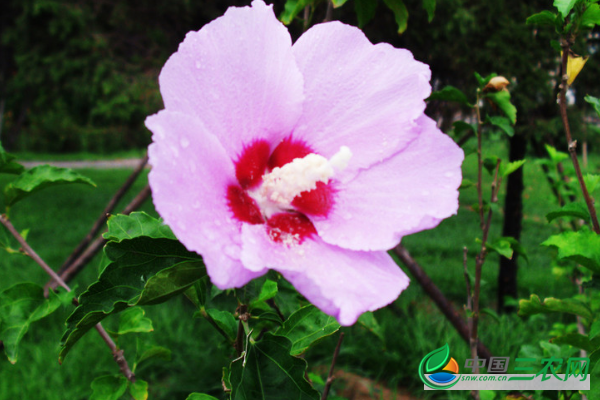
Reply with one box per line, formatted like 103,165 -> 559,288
483,76 -> 510,92
563,50 -> 589,85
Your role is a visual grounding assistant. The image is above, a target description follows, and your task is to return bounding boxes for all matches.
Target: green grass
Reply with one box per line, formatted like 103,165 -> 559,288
0,139 -> 596,400
12,149 -> 147,162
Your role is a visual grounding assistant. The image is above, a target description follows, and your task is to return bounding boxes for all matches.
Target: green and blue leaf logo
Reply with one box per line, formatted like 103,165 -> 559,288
418,344 -> 460,389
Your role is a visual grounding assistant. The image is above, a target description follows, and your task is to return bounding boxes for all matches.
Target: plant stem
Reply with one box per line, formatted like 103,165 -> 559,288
476,90 -> 484,230
321,332 -> 344,400
0,214 -> 135,382
559,39 -> 600,234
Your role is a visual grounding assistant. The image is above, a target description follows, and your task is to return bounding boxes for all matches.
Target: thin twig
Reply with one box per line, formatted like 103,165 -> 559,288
303,5 -> 310,32
0,214 -> 135,382
476,91 -> 484,230
321,332 -> 344,400
323,0 -> 333,22
559,38 -> 600,234
46,185 -> 151,291
60,154 -> 148,272
392,245 -> 493,361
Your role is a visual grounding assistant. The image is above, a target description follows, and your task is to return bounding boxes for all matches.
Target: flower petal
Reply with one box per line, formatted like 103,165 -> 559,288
159,0 -> 304,159
292,21 -> 431,180
147,110 -> 267,288
241,225 -> 409,325
314,116 -> 464,251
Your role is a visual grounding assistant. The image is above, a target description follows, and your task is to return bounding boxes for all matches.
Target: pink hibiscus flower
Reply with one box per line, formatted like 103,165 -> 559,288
146,0 -> 463,325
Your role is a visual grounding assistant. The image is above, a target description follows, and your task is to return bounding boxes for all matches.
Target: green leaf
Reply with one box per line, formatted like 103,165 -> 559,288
279,0 -> 311,25
554,0 -> 578,18
382,0 -> 409,34
501,159 -> 526,177
354,0 -> 378,27
427,86 -> 473,107
136,345 -> 171,368
252,279 -> 278,305
205,308 -> 237,341
545,144 -> 569,163
580,3 -> 600,28
59,237 -> 205,362
483,156 -> 500,176
550,333 -> 600,352
485,91 -> 517,124
585,95 -> 600,117
526,10 -> 558,26
546,202 -> 590,223
459,179 -> 475,189
543,228 -> 600,274
487,116 -> 515,137
486,238 -> 514,259
117,307 -> 153,335
129,379 -> 149,400
474,72 -> 498,89
590,320 -> 600,340
453,121 -> 476,136
186,394 -> 219,400
358,312 -> 385,342
422,0 -> 435,22
0,283 -> 73,363
585,174 -> 600,193
229,333 -> 320,400
104,212 -> 175,242
518,294 -> 593,319
4,165 -> 95,207
90,375 -> 128,400
331,0 -> 349,7
479,391 -> 496,400
275,305 -> 340,355
0,143 -> 24,175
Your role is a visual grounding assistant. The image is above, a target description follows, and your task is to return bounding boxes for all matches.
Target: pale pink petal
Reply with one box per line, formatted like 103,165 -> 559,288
159,0 -> 304,159
313,115 -> 464,251
292,21 -> 431,180
241,225 -> 409,326
147,111 -> 267,288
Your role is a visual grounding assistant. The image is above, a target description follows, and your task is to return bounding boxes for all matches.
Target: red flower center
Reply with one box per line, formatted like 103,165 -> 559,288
226,137 -> 335,244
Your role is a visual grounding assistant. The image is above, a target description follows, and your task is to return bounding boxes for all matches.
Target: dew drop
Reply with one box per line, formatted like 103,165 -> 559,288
195,61 -> 202,69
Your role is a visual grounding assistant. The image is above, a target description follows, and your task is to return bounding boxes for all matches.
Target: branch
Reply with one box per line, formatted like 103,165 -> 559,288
321,332 -> 344,400
393,245 -> 493,360
559,39 -> 600,234
60,154 -> 149,271
0,214 -> 135,382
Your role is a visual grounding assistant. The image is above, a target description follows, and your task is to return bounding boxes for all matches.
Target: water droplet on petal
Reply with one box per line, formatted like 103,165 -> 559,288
195,61 -> 202,69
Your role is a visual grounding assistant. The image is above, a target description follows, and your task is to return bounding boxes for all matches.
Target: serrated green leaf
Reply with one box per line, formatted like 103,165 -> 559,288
275,305 -> 340,355
518,294 -> 593,319
104,212 -> 175,242
90,375 -> 128,400
230,333 -> 319,400
252,279 -> 278,306
488,116 -> 515,137
585,95 -> 600,117
526,10 -> 558,26
206,308 -> 237,341
279,0 -> 311,25
554,0 -> 578,18
186,394 -> 219,400
354,0 -> 378,27
0,143 -> 24,175
331,0 -> 349,7
422,0 -> 435,22
117,307 -> 153,335
59,237 -> 205,362
485,91 -> 517,124
382,0 -> 409,34
546,202 -> 590,223
585,174 -> 600,193
550,333 -> 600,352
130,379 -> 148,400
427,86 -> 473,107
501,159 -> 526,177
580,3 -> 600,28
545,144 -> 569,164
4,165 -> 95,207
486,239 -> 514,259
543,228 -> 600,274
0,283 -> 73,363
